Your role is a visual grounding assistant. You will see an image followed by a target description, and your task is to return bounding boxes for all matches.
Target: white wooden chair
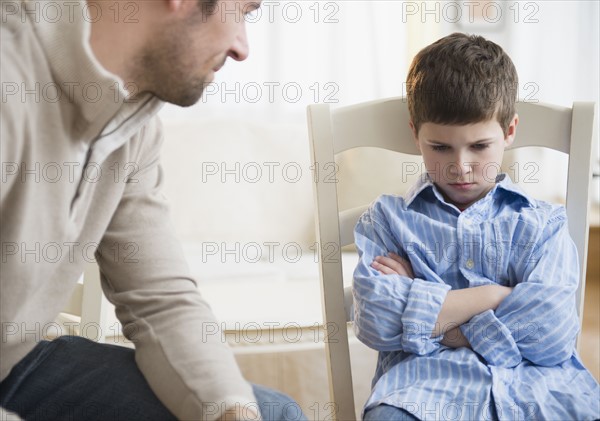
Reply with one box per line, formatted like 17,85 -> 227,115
307,98 -> 597,421
60,262 -> 110,342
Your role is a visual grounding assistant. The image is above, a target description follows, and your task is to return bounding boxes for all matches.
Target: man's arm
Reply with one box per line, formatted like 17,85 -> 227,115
95,117 -> 258,421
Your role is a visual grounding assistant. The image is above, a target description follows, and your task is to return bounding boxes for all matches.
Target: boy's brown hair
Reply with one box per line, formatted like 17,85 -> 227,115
406,33 -> 518,136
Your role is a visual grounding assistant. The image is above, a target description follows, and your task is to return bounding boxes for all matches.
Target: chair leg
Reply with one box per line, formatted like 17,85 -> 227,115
81,262 -> 109,343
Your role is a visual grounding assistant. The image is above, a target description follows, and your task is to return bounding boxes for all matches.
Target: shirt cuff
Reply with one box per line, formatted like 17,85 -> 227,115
461,309 -> 522,368
400,278 -> 450,355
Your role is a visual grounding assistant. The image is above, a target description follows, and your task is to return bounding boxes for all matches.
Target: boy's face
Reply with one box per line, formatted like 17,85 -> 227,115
411,116 -> 518,209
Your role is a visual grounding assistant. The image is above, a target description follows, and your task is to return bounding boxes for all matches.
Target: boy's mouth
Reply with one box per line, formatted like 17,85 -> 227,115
448,182 -> 475,191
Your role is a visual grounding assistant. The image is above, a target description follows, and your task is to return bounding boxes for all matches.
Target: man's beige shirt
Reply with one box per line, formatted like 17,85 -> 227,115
0,2 -> 255,419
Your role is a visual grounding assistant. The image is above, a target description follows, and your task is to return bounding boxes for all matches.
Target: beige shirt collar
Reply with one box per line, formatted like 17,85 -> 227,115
27,0 -> 162,128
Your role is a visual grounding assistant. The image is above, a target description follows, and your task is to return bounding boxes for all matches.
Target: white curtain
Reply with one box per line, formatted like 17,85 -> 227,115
159,1 -> 409,123
159,0 -> 600,218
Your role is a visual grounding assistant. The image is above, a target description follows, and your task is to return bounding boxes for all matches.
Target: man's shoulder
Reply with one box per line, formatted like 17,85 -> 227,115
1,14 -> 25,82
1,15 -> 54,160
1,8 -> 51,103
1,6 -> 43,72
1,2 -> 27,37
122,113 -> 166,166
132,113 -> 164,146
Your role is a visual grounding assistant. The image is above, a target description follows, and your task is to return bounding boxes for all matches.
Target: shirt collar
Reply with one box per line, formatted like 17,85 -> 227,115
493,173 -> 537,206
27,0 -> 162,126
404,173 -> 537,209
404,174 -> 436,207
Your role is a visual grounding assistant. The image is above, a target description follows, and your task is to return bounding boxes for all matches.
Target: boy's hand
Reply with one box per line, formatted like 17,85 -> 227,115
371,252 -> 415,278
440,326 -> 471,349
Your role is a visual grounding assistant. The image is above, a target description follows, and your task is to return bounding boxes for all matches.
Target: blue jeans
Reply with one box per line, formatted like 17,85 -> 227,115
0,336 -> 306,421
364,404 -> 421,421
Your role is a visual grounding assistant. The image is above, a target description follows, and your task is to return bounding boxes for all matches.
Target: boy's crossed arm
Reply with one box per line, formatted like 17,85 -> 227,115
353,206 -> 580,367
372,253 -> 513,348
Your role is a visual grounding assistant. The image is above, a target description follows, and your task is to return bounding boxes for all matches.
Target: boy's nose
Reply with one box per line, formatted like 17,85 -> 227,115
447,157 -> 474,181
460,161 -> 473,174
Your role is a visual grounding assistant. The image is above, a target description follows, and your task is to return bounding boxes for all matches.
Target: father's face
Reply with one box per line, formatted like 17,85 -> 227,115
142,0 -> 260,107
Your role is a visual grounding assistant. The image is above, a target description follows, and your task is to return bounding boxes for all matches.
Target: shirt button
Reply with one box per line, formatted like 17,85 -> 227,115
466,258 -> 474,269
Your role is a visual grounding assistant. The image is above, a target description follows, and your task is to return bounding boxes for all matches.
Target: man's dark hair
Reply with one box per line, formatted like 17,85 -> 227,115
406,33 -> 518,136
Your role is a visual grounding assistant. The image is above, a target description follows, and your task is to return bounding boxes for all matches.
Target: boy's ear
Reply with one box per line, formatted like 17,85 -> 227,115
504,114 -> 518,148
409,121 -> 421,152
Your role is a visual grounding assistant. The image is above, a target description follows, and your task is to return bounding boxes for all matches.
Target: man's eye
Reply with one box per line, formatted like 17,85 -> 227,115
431,145 -> 449,152
244,2 -> 261,19
245,9 -> 259,19
472,144 -> 490,150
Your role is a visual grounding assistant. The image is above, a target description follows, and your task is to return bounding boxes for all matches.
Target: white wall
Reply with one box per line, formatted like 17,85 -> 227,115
160,1 -> 599,245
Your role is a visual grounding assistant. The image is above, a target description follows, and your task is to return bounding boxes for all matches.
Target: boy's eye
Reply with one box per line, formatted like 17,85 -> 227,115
431,145 -> 449,152
471,143 -> 490,150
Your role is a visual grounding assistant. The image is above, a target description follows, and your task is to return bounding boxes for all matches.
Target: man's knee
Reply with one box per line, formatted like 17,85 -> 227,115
52,335 -> 90,347
251,384 -> 306,421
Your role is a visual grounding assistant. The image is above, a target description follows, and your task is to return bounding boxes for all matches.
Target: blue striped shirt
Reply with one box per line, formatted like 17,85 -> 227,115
353,174 -> 600,420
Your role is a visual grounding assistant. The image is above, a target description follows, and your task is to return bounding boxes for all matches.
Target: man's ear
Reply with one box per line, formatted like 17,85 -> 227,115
166,0 -> 192,12
167,0 -> 181,10
504,114 -> 518,148
164,0 -> 200,19
409,121 -> 421,152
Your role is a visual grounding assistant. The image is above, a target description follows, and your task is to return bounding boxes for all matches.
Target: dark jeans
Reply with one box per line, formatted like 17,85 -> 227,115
0,336 -> 306,421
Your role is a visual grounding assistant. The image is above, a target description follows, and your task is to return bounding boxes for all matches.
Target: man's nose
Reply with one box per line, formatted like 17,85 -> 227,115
228,24 -> 249,61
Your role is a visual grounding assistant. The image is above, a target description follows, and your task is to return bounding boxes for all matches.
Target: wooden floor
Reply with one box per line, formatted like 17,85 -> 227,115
580,226 -> 600,381
581,273 -> 599,381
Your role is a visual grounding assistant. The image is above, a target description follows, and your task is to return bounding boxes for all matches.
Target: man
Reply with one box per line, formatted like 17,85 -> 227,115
0,1 -> 305,420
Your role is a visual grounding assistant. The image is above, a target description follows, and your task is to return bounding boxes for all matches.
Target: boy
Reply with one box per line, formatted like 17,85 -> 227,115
353,33 -> 600,420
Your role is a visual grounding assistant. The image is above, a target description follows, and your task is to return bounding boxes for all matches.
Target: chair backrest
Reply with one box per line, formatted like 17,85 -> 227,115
307,97 -> 597,421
